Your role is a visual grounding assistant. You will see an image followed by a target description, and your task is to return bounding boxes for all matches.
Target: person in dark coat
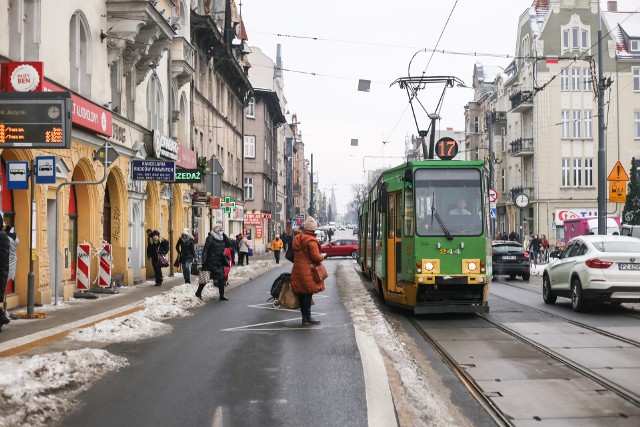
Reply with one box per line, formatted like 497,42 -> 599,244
176,228 -> 196,284
229,235 -> 238,265
0,214 -> 12,331
196,223 -> 231,301
147,230 -> 169,286
529,234 -> 541,266
291,217 -> 326,325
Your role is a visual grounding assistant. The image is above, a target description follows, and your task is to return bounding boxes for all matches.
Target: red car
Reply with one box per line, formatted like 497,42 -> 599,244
321,239 -> 359,258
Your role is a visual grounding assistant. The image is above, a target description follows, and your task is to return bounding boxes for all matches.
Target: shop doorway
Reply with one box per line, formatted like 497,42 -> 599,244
47,199 -> 60,296
131,203 -> 142,283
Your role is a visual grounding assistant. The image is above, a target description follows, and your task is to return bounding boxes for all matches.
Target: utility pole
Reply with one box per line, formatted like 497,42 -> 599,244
487,111 -> 495,239
597,2 -> 607,235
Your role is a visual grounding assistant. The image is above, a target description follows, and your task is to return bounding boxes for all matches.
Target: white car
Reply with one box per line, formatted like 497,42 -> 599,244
542,235 -> 640,311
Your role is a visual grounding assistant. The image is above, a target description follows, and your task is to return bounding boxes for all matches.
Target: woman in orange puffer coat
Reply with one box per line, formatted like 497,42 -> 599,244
291,217 -> 326,325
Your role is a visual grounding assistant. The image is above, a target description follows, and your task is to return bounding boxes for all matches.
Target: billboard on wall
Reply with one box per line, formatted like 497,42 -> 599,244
554,208 -> 599,225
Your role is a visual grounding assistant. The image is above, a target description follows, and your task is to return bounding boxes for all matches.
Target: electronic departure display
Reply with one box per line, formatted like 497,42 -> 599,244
0,91 -> 72,149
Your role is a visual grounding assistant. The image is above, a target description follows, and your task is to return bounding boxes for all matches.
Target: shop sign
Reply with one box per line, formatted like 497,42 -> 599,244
244,213 -> 262,225
221,197 -> 236,213
0,91 -> 72,148
177,144 -> 197,168
555,208 -> 599,225
192,191 -> 210,204
35,156 -> 56,184
210,197 -> 221,209
43,80 -> 112,137
256,226 -> 263,239
152,131 -> 179,161
131,160 -> 175,181
231,205 -> 244,221
0,62 -> 44,92
174,168 -> 203,183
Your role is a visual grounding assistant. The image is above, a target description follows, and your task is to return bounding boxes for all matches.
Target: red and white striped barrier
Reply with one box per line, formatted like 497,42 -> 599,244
98,243 -> 112,288
76,243 -> 91,291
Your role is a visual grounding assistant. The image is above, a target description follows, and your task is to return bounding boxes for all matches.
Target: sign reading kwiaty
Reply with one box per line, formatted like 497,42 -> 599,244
131,160 -> 175,181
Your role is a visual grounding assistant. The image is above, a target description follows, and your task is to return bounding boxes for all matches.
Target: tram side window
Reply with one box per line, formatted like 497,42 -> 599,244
387,194 -> 395,237
404,187 -> 414,237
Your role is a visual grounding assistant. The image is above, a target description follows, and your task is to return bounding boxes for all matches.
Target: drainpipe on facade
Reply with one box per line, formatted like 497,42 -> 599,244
168,49 -> 174,277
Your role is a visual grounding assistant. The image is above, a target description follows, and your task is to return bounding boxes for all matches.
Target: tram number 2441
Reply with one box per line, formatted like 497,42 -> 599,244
440,248 -> 461,255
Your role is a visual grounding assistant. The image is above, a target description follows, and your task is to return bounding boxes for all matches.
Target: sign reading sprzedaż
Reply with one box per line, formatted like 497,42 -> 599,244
174,168 -> 203,183
131,160 -> 175,181
0,91 -> 72,148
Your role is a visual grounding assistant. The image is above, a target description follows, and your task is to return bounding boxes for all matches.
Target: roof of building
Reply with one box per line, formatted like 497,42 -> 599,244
604,11 -> 640,56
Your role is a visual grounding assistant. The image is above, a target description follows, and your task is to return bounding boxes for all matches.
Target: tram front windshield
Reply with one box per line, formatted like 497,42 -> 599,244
414,168 -> 483,237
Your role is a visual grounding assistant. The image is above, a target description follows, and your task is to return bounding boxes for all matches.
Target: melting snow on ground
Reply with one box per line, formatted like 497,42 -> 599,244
69,311 -> 172,343
337,262 -> 463,427
0,349 -> 127,427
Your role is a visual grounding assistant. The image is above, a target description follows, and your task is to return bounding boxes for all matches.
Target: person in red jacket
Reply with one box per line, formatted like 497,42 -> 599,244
290,217 -> 326,325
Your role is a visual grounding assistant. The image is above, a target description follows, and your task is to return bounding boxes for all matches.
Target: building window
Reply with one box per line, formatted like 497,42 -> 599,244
562,158 -> 570,186
501,169 -> 506,193
561,69 -> 569,91
582,30 -> 589,50
9,0 -> 41,61
584,110 -> 593,139
246,97 -> 255,118
583,68 -> 592,91
573,158 -> 582,186
562,30 -> 569,50
562,27 -> 589,52
572,110 -> 581,138
69,11 -> 91,97
561,110 -> 570,138
244,177 -> 254,200
474,116 -> 479,134
634,68 -> 640,92
571,67 -> 580,91
572,27 -> 579,49
631,40 -> 639,52
635,111 -> 640,139
584,158 -> 593,187
146,75 -> 164,131
244,135 -> 255,158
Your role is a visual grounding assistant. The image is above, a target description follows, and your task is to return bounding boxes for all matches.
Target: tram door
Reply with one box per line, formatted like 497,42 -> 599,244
386,192 -> 403,293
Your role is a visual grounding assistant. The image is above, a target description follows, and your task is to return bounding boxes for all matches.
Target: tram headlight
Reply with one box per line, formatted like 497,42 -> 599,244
468,262 -> 477,271
424,262 -> 434,271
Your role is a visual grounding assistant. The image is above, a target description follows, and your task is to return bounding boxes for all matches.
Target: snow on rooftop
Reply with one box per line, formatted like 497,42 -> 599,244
604,11 -> 640,55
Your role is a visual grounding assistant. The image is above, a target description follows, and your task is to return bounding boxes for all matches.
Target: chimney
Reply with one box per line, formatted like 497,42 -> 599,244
607,1 -> 617,12
275,44 -> 282,80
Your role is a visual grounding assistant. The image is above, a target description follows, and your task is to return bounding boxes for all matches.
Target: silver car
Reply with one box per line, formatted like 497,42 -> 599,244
542,235 -> 640,311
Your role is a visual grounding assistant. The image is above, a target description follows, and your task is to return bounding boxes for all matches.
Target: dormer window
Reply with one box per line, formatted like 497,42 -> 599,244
631,40 -> 640,53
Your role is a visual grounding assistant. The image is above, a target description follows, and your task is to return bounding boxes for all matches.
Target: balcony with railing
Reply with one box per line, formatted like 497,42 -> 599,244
509,90 -> 533,113
171,36 -> 196,87
510,138 -> 534,157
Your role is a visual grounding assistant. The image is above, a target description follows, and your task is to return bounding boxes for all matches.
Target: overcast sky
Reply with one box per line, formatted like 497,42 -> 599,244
240,0 -> 633,217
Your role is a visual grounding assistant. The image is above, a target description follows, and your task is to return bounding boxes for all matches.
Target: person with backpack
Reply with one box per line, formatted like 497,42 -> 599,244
196,224 -> 231,301
176,228 -> 196,284
291,217 -> 326,325
147,230 -> 169,286
271,235 -> 283,264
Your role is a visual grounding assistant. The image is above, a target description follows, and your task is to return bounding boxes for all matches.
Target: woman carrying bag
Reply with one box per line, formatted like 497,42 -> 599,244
290,217 -> 327,325
176,228 -> 196,284
196,224 -> 231,301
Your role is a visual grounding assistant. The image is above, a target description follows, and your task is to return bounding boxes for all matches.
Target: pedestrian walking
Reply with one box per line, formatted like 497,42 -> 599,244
196,224 -> 231,301
176,228 -> 196,284
271,235 -> 283,264
291,216 -> 327,325
0,214 -> 12,331
229,235 -> 238,265
237,233 -> 249,266
5,225 -> 18,289
540,234 -> 549,263
147,230 -> 169,286
529,234 -> 541,267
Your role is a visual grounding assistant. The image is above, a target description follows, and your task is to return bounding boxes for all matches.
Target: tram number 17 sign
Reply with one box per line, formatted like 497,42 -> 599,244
435,137 -> 459,161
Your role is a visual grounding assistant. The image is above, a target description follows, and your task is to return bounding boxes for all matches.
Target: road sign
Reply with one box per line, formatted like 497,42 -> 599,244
94,145 -> 120,165
35,156 -> 56,184
490,207 -> 497,219
607,161 -> 630,182
131,160 -> 175,181
609,181 -> 627,203
6,161 -> 29,190
489,188 -> 498,203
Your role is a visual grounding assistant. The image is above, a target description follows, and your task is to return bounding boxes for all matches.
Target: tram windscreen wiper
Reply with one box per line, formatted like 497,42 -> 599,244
431,195 -> 453,240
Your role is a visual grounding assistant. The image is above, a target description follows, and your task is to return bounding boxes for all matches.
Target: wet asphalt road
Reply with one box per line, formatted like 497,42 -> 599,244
59,261 -> 367,427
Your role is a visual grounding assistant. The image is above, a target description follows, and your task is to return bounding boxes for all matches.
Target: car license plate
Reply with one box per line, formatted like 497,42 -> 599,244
502,256 -> 517,260
618,263 -> 640,270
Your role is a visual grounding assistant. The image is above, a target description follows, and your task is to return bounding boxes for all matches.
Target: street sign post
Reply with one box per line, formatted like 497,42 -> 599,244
35,155 -> 56,184
607,161 -> 630,182
6,161 -> 29,190
609,181 -> 627,203
489,188 -> 498,203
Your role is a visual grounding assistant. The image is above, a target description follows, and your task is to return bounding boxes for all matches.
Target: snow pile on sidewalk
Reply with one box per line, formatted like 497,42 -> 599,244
0,349 -> 127,427
230,260 -> 278,279
530,263 -> 545,276
69,311 -> 172,343
336,262 -> 463,427
142,283 -> 219,320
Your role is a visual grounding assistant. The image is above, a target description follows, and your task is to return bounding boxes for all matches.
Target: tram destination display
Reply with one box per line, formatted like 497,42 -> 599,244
0,91 -> 72,148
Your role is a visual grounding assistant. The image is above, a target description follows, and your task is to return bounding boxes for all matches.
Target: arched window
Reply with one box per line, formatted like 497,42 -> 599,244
147,75 -> 164,131
9,0 -> 41,61
69,11 -> 91,96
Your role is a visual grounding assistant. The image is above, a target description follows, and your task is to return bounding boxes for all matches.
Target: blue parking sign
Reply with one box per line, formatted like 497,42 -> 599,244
6,161 -> 29,190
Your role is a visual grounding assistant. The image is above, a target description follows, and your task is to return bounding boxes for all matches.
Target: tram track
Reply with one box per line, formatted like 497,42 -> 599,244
407,317 -> 514,427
